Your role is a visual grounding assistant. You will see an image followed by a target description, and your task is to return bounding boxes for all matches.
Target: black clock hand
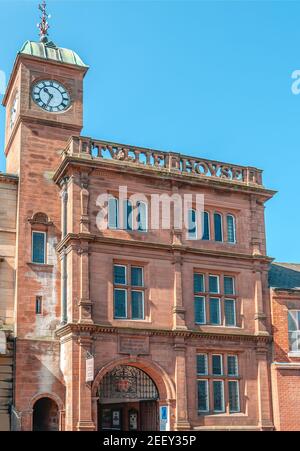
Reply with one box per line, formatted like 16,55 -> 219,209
43,88 -> 53,106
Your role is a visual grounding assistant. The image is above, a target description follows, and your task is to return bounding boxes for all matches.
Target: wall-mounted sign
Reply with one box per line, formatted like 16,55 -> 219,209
159,405 -> 170,431
86,356 -> 94,383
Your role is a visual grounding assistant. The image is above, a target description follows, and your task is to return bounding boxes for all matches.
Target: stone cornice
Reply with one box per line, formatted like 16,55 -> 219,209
55,322 -> 272,345
56,232 -> 273,264
52,155 -> 276,200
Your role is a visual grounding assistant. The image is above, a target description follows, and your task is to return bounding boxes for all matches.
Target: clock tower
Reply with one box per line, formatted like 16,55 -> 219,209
2,2 -> 88,429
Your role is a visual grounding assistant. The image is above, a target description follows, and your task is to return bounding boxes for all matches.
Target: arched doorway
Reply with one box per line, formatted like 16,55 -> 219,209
32,397 -> 59,431
98,365 -> 159,431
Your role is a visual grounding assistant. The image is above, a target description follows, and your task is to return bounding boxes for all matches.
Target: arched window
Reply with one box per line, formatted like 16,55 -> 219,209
227,215 -> 236,244
202,211 -> 210,241
214,213 -> 223,242
188,209 -> 197,240
108,196 -> 119,229
137,201 -> 148,232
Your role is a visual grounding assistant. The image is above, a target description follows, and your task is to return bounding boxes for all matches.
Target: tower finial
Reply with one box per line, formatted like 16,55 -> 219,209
37,1 -> 50,43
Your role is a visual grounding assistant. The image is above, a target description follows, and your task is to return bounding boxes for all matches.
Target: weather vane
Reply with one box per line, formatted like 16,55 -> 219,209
37,1 -> 51,43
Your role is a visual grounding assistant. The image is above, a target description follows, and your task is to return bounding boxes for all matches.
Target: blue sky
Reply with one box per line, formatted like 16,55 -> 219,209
0,0 -> 299,262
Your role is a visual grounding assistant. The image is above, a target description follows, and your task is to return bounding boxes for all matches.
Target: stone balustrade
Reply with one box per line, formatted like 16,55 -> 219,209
63,136 -> 263,186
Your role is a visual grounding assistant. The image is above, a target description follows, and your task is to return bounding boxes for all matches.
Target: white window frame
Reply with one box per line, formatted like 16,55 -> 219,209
227,214 -> 236,244
209,298 -> 221,325
197,379 -> 209,413
108,196 -> 119,230
197,354 -> 208,376
113,264 -> 127,286
228,380 -> 240,413
32,231 -> 47,264
227,355 -> 239,377
212,354 -> 223,376
131,266 -> 144,287
224,276 -> 235,295
195,296 -> 206,325
194,273 -> 205,293
131,290 -> 145,320
214,212 -> 223,242
113,288 -> 127,319
224,299 -> 237,327
213,379 -> 225,413
136,201 -> 148,232
288,310 -> 300,352
209,275 -> 220,294
202,211 -> 210,240
188,208 -> 198,240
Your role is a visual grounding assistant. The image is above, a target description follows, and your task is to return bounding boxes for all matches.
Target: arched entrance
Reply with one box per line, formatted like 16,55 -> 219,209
32,397 -> 59,431
98,365 -> 159,431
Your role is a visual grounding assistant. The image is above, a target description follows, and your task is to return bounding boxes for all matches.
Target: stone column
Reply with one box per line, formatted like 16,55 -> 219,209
256,344 -> 274,430
174,337 -> 190,430
253,263 -> 268,335
77,244 -> 93,324
77,334 -> 96,431
172,252 -> 187,330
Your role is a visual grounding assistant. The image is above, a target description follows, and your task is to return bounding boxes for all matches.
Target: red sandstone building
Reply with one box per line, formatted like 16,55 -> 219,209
0,7 -> 299,432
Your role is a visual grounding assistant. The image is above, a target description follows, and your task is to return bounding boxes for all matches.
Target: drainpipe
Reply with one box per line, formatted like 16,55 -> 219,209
60,178 -> 69,325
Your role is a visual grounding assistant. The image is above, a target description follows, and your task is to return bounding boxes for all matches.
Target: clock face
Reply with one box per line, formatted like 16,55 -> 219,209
31,80 -> 71,112
10,92 -> 19,129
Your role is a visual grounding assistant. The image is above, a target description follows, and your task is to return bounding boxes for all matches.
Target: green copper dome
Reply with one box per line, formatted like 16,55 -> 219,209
19,40 -> 88,68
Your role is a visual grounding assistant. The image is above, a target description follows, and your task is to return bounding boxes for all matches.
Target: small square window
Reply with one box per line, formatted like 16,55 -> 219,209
209,275 -> 219,294
113,265 -> 126,285
197,354 -> 208,375
227,355 -> 238,376
224,276 -> 235,295
131,267 -> 143,287
194,273 -> 204,293
212,354 -> 223,375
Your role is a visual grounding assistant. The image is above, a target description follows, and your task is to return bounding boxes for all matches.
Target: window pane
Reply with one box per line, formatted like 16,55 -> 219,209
108,197 -> 118,229
213,380 -> 225,412
229,381 -> 240,412
131,291 -> 144,320
137,201 -> 147,232
209,275 -> 219,293
198,380 -> 209,412
288,311 -> 300,332
188,209 -> 197,239
114,289 -> 127,318
194,274 -> 204,293
114,265 -> 126,285
197,354 -> 208,375
123,200 -> 133,231
289,331 -> 300,351
227,215 -> 236,243
224,276 -> 235,295
195,297 -> 206,324
225,299 -> 236,326
131,267 -> 143,287
209,298 -> 221,325
214,213 -> 223,242
202,211 -> 210,240
227,355 -> 238,376
212,355 -> 223,375
32,232 -> 45,264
